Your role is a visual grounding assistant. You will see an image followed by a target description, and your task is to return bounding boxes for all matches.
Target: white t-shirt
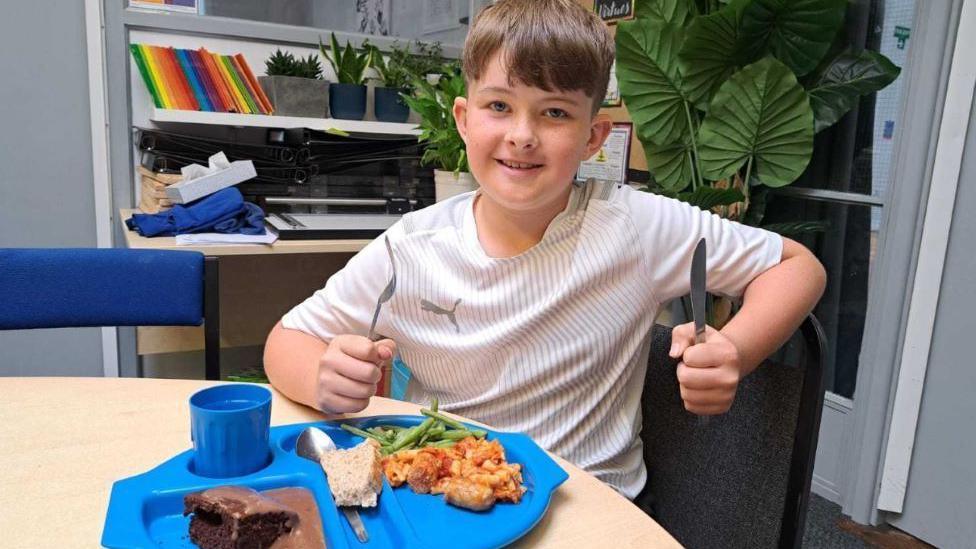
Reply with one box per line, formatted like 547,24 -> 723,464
282,180 -> 782,498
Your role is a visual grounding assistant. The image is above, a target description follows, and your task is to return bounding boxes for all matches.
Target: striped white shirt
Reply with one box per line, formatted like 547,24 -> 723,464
282,180 -> 782,498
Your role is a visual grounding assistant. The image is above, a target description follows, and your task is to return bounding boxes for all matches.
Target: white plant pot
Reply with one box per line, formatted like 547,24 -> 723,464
434,170 -> 479,202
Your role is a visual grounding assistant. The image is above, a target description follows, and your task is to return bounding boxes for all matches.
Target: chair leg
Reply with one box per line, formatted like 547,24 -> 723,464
204,257 -> 221,381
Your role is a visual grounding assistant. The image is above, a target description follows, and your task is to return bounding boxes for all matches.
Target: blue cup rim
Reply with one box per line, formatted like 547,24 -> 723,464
189,383 -> 272,414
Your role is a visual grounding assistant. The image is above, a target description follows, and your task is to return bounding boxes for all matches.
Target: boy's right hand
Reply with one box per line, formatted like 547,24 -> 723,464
316,334 -> 396,414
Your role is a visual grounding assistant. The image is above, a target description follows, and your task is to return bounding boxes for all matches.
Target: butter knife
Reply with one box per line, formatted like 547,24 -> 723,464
690,238 -> 710,425
691,238 -> 707,345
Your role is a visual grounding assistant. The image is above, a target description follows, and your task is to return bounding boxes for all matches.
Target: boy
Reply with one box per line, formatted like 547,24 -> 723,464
264,0 -> 826,501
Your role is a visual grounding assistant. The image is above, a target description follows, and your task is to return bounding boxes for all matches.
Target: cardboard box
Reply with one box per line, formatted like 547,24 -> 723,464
164,160 -> 257,204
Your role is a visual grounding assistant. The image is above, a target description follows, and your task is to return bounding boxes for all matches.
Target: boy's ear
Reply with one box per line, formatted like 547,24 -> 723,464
453,97 -> 469,144
583,113 -> 614,159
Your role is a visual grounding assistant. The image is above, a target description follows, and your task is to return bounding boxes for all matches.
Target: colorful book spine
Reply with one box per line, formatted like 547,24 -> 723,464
199,48 -> 238,113
164,47 -> 200,111
211,51 -> 250,113
188,49 -> 225,112
150,45 -> 188,109
140,45 -> 173,109
221,55 -> 259,115
234,53 -> 274,115
176,48 -> 212,112
129,43 -> 270,115
129,44 -> 162,108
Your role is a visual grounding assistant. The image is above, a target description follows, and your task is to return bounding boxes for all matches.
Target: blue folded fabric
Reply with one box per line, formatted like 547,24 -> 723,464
126,187 -> 265,237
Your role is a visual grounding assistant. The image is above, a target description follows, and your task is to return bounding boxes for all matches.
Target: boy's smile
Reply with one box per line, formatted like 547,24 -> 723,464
453,51 -> 612,219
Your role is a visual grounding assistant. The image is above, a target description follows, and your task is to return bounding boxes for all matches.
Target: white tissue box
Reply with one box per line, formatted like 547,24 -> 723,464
164,160 -> 257,204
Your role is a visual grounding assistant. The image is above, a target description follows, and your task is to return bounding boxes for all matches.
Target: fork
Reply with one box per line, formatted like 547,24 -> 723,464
366,235 -> 397,341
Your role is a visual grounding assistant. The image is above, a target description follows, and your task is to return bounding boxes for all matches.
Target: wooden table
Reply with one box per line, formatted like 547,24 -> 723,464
0,378 -> 678,548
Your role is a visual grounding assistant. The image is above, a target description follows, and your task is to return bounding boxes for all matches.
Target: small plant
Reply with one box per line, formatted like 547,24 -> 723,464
368,41 -> 416,91
319,33 -> 374,85
401,68 -> 469,174
264,49 -> 322,79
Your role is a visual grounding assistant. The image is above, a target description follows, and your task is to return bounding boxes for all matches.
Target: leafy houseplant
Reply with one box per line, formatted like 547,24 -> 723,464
615,0 -> 900,235
319,33 -> 375,120
401,67 -> 476,201
368,42 -> 416,123
258,49 -> 329,117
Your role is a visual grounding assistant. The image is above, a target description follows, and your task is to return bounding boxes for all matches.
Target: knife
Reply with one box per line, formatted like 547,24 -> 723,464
690,238 -> 707,345
690,238 -> 709,425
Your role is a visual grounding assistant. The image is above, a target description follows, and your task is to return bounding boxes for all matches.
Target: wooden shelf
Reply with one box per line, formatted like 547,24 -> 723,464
149,108 -> 421,136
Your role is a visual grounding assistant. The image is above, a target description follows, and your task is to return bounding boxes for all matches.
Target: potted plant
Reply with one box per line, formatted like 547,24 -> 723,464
319,33 -> 374,120
258,49 -> 328,117
401,66 -> 476,201
614,0 -> 900,324
367,42 -> 415,123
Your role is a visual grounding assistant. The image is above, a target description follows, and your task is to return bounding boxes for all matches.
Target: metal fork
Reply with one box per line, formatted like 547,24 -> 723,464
366,235 -> 396,341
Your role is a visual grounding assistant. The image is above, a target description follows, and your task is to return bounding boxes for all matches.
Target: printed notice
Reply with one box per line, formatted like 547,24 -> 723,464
577,123 -> 632,184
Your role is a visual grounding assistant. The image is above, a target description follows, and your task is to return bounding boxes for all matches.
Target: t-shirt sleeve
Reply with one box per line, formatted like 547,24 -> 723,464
280,222 -> 405,342
625,187 -> 783,304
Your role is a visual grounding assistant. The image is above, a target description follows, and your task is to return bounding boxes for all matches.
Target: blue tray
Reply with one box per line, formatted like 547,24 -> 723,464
101,415 -> 568,548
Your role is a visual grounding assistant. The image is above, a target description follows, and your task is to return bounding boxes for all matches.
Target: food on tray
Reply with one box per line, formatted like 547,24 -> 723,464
183,485 -> 325,549
382,436 -> 527,511
318,439 -> 383,507
340,398 -> 488,455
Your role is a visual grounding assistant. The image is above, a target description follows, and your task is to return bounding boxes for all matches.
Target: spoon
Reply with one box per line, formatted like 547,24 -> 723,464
296,427 -> 370,543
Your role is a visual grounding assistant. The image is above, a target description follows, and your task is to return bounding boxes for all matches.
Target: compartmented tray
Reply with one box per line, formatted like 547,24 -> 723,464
101,415 -> 569,548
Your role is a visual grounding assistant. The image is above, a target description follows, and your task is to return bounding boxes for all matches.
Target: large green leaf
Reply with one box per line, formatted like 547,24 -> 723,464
739,0 -> 847,77
698,56 -> 814,187
678,6 -> 742,109
643,139 -> 694,191
635,0 -> 695,25
808,48 -> 901,133
678,186 -> 745,210
616,18 -> 690,146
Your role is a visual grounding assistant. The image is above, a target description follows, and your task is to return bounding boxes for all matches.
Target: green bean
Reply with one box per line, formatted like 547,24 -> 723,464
389,417 -> 436,453
420,408 -> 468,431
431,396 -> 439,412
340,423 -> 386,444
438,429 -> 487,440
429,440 -> 457,448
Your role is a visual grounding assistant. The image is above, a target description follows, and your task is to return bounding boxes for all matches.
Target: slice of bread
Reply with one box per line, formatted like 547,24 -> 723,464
319,439 -> 383,507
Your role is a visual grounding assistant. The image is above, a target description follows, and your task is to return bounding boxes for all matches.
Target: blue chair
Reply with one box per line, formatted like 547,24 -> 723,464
0,248 -> 221,379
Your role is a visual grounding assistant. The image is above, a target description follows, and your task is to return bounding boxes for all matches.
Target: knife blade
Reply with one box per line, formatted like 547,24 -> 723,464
690,238 -> 707,345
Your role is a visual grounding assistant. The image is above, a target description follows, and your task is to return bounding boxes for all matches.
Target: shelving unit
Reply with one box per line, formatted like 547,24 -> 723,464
149,108 -> 421,136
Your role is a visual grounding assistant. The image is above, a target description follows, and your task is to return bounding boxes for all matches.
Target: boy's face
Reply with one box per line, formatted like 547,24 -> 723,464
453,51 -> 612,215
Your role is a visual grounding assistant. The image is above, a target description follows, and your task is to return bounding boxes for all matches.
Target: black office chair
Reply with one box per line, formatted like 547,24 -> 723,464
0,248 -> 221,379
639,314 -> 826,549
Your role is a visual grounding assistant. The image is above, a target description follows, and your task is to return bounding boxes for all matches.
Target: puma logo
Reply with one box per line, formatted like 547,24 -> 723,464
421,298 -> 462,333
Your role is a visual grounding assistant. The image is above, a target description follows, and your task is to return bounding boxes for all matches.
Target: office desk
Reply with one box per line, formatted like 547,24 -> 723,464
119,209 -> 370,379
0,378 -> 676,548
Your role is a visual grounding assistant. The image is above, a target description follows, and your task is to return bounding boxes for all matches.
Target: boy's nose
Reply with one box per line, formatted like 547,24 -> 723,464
505,118 -> 539,150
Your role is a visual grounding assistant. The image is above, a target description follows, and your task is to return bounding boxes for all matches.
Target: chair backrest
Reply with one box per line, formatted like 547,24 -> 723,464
641,314 -> 826,549
0,248 -> 204,329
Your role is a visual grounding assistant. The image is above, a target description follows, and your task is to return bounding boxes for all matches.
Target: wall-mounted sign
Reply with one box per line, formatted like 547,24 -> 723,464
594,0 -> 635,24
577,122 -> 633,184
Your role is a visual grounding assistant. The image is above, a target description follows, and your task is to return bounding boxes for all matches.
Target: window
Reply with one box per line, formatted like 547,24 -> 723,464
768,0 -> 916,398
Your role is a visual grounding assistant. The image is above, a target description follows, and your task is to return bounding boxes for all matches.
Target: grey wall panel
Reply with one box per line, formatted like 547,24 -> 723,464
0,2 -> 102,376
886,94 -> 976,548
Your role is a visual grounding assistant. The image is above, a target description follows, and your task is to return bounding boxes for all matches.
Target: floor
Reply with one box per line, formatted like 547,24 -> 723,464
802,495 -> 935,549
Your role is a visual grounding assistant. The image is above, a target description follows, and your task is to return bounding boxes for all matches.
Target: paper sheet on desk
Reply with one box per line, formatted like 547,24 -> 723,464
175,231 -> 278,245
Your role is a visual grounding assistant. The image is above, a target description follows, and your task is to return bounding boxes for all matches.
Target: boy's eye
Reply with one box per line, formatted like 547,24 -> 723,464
489,101 -> 508,112
545,108 -> 568,119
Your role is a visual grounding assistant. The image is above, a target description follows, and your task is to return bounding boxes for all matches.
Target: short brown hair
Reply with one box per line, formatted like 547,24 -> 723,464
462,0 -> 614,114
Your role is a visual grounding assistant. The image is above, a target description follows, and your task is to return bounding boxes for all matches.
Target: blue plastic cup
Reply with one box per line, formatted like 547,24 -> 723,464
189,384 -> 272,478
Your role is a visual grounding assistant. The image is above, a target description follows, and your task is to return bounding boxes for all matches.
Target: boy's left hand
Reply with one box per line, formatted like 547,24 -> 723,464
669,322 -> 744,416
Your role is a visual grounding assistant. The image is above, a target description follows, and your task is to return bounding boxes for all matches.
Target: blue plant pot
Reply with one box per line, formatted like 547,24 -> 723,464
374,86 -> 410,123
328,83 -> 366,120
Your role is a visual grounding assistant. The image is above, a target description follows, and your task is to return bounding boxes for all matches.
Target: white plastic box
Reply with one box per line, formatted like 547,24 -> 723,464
164,160 -> 257,204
